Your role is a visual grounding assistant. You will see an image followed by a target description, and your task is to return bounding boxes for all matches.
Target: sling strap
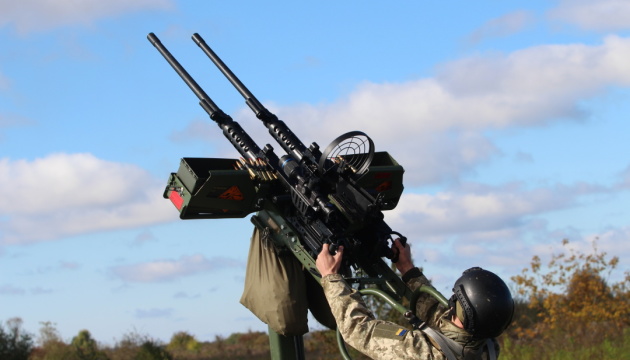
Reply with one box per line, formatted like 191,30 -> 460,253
486,337 -> 496,360
421,326 -> 497,360
422,326 -> 458,360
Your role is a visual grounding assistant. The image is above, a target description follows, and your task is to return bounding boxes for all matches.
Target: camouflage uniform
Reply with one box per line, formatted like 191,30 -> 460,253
321,270 -> 500,360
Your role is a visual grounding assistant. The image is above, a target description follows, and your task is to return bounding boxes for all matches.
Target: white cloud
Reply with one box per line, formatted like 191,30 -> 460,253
111,254 -> 242,283
0,153 -> 175,244
1,153 -> 145,214
0,284 -> 54,296
385,182 -> 592,238
466,10 -> 534,45
135,308 -> 173,319
0,284 -> 26,295
265,36 -> 630,185
379,178 -> 628,281
0,0 -> 174,34
170,119 -> 222,143
549,0 -> 630,32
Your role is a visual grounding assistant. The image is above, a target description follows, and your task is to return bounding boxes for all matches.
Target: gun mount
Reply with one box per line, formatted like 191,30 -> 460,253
148,32 -> 425,359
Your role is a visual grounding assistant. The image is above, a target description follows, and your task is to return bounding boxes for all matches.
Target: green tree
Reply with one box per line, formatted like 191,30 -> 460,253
0,317 -> 34,360
71,329 -> 109,360
166,331 -> 200,354
136,341 -> 172,360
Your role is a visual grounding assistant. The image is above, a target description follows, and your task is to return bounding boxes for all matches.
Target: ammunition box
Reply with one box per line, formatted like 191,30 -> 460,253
163,157 -> 260,219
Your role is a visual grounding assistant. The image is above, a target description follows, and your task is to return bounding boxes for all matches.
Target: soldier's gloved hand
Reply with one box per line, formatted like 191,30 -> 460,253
392,238 -> 414,275
316,243 -> 344,277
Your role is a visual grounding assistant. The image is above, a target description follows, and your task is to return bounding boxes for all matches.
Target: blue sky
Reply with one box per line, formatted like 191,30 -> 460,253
2,0 -> 630,345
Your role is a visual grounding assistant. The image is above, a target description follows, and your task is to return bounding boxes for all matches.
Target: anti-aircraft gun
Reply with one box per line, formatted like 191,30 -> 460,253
148,33 -> 447,360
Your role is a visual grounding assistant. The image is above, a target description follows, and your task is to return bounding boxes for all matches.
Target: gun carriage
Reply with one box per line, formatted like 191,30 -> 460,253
148,33 -> 446,360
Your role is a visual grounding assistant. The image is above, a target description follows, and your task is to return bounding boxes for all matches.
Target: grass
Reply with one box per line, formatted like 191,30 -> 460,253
499,328 -> 630,360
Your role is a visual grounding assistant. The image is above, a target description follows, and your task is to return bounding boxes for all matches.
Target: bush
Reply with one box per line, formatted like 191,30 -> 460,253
510,238 -> 630,349
106,331 -> 171,360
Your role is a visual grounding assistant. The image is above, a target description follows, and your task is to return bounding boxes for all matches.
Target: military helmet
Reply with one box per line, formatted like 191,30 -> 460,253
450,267 -> 514,338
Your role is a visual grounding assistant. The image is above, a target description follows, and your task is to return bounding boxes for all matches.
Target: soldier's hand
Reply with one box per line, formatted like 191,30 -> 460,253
316,243 -> 344,277
393,238 -> 414,275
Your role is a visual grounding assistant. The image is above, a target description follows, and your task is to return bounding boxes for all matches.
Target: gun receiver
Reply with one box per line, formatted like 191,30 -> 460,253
148,32 -> 411,301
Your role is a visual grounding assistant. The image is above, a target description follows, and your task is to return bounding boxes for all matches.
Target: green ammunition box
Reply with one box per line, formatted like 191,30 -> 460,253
163,157 -> 260,219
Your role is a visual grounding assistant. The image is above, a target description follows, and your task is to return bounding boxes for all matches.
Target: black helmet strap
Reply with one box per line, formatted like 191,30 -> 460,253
454,284 -> 477,335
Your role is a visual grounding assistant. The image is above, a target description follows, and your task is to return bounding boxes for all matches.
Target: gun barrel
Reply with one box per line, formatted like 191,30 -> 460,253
148,32 -> 263,160
192,35 -> 253,103
191,33 -> 312,164
148,33 -> 221,113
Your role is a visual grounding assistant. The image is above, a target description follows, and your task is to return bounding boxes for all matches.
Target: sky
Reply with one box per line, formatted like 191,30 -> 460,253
1,0 -> 630,346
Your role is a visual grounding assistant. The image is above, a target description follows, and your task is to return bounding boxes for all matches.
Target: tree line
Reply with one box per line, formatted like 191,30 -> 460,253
2,238 -> 629,359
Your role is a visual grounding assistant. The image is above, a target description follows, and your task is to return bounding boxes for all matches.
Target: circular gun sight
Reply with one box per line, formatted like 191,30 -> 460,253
319,131 -> 375,178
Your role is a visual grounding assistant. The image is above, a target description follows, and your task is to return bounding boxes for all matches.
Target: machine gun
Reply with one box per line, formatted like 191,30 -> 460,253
148,32 -> 441,359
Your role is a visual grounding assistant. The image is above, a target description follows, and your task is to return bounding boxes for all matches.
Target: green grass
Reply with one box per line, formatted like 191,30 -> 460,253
500,329 -> 630,360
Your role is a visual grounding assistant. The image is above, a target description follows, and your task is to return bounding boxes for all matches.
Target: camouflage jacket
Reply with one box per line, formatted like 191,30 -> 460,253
321,271 -> 499,360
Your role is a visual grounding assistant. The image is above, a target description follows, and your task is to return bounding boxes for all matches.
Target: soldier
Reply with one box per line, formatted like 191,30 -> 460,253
315,239 -> 514,360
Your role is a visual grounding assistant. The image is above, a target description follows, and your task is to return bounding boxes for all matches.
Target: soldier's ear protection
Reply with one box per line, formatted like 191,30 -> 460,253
447,294 -> 458,319
448,295 -> 465,322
